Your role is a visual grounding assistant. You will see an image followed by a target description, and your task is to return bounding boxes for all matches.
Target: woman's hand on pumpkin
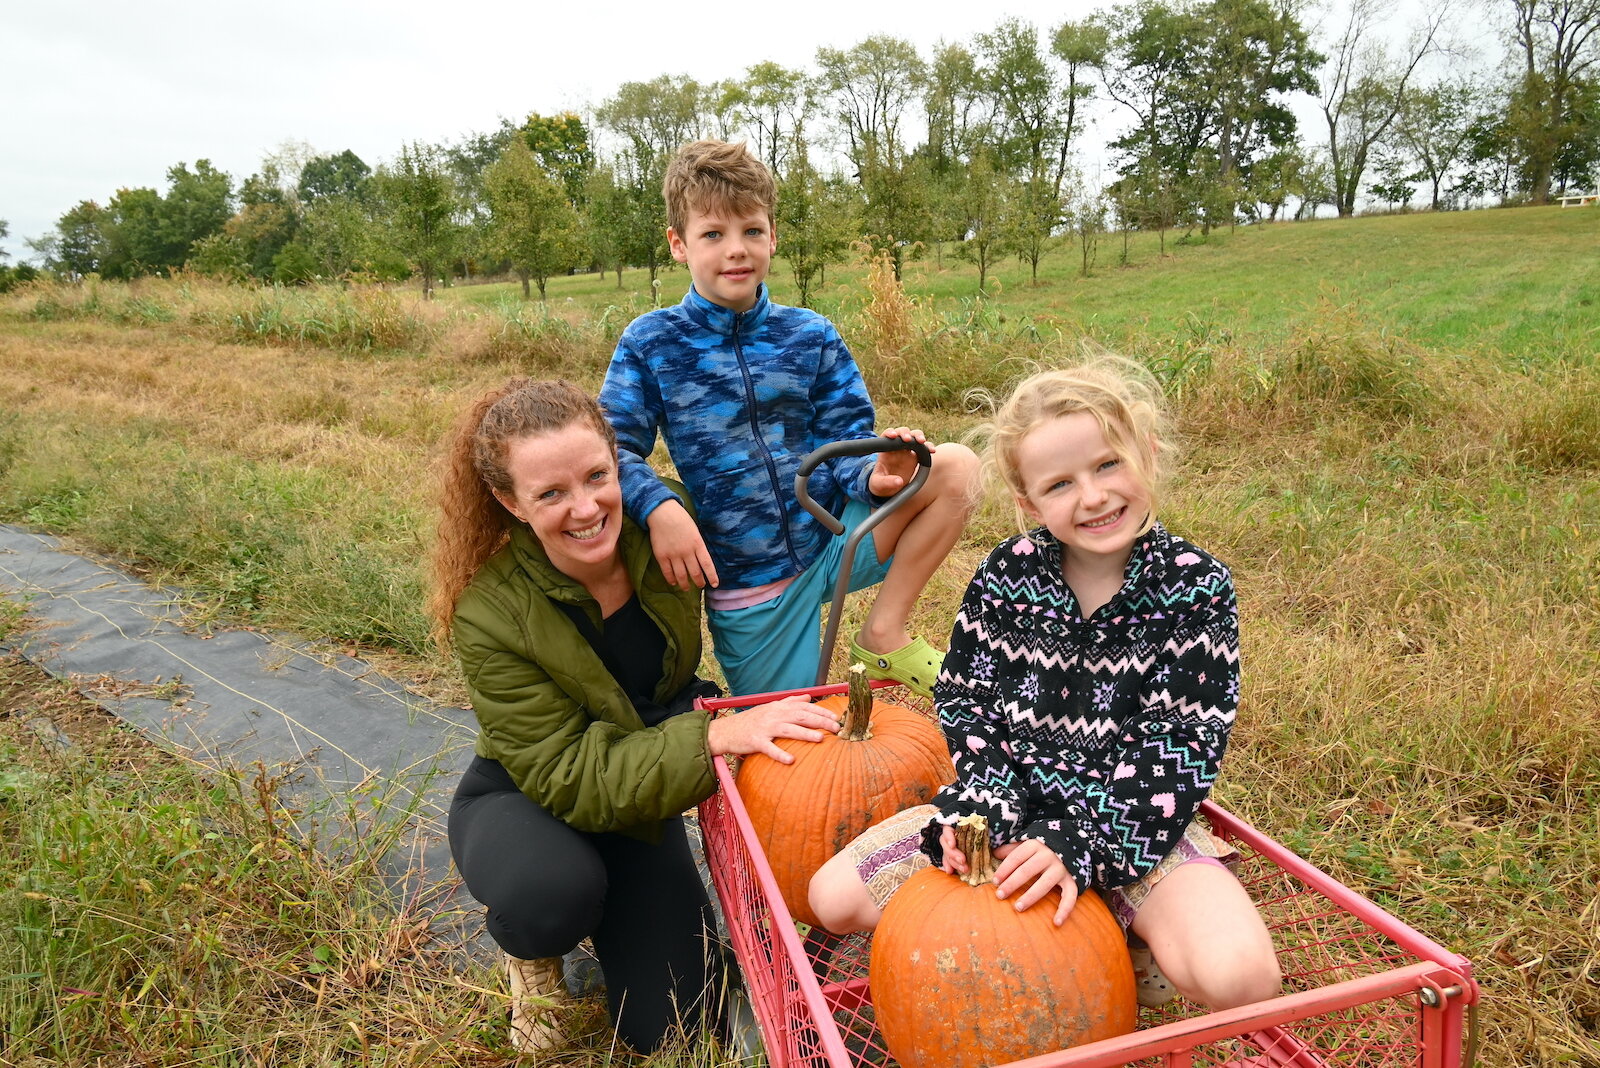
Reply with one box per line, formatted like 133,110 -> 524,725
647,499 -> 719,590
992,839 -> 1080,926
868,427 -> 933,497
706,697 -> 841,763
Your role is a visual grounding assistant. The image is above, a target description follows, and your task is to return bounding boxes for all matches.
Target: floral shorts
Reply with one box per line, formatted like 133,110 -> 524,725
842,804 -> 1238,929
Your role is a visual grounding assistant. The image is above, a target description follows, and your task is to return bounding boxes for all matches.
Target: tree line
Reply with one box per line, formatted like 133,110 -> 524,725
17,0 -> 1599,300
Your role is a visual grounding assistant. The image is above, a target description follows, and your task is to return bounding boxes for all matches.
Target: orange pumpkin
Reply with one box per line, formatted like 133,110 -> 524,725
869,815 -> 1137,1068
735,664 -> 955,929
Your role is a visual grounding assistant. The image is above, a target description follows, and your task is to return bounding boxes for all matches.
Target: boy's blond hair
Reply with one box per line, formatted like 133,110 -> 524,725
662,140 -> 777,239
974,354 -> 1178,535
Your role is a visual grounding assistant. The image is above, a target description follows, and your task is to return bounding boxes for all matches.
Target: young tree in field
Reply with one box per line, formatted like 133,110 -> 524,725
96,161 -> 234,277
1294,149 -> 1337,217
952,150 -> 1008,297
818,35 -> 926,174
1063,183 -> 1107,277
446,123 -> 521,278
1366,152 -> 1422,207
102,187 -> 166,278
584,163 -> 670,294
51,200 -> 112,277
1507,0 -> 1600,201
295,196 -> 376,280
1317,0 -> 1449,216
703,79 -> 747,142
818,35 -> 930,276
376,142 -> 460,299
299,150 -> 372,204
598,76 -> 707,293
1247,145 -> 1313,219
920,42 -> 989,262
484,140 -> 583,303
775,142 -> 859,307
1051,19 -> 1111,191
734,62 -> 816,179
1099,0 -> 1317,227
521,112 -> 596,208
0,220 -> 39,293
1394,78 -> 1485,209
976,18 -> 1064,182
228,162 -> 300,278
583,165 -> 628,287
999,175 -> 1063,284
1203,0 -> 1322,191
923,43 -> 988,176
186,232 -> 251,281
1096,1 -> 1205,209
161,160 -> 235,267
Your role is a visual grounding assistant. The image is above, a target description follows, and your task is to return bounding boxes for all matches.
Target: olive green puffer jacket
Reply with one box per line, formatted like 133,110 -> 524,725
453,516 -> 714,838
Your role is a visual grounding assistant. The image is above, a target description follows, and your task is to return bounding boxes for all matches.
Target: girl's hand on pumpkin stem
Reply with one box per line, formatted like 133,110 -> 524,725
937,823 -> 969,876
707,697 -> 840,763
993,839 -> 1080,926
868,427 -> 933,497
646,499 -> 719,590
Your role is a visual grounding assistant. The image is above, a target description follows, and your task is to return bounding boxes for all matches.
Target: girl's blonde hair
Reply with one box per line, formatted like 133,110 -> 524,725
426,378 -> 616,646
974,354 -> 1178,535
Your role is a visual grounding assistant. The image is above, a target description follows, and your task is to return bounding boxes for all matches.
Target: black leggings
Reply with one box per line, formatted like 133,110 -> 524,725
448,757 -> 724,1052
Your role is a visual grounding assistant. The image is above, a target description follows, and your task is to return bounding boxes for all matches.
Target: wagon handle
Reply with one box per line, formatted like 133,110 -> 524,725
795,436 -> 933,687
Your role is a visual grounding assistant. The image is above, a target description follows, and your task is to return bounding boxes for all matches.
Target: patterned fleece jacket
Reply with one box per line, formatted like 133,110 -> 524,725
598,285 -> 880,590
923,522 -> 1240,893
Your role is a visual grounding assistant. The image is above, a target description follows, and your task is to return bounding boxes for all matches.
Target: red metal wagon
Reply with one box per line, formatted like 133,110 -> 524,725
696,439 -> 1479,1068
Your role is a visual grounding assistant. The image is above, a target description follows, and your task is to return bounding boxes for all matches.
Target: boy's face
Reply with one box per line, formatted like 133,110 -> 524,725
668,201 -> 775,313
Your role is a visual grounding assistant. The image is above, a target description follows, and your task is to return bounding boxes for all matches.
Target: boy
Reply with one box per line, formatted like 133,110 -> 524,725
598,139 -> 977,699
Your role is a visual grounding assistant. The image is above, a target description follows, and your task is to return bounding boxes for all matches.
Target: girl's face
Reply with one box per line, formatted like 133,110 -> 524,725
493,422 -> 623,578
1014,411 -> 1151,567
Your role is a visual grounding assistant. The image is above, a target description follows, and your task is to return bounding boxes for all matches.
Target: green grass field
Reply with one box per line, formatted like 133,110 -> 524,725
1,205 -> 1597,1066
445,204 -> 1600,363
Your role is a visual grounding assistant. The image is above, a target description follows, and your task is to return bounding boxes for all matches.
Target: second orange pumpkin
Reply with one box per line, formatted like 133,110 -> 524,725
734,665 -> 954,930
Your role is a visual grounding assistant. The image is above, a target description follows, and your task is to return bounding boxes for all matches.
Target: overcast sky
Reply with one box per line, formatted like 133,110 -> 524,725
4,0 -> 1477,264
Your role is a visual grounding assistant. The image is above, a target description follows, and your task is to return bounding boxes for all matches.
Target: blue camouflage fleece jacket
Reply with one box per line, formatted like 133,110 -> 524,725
599,284 -> 880,590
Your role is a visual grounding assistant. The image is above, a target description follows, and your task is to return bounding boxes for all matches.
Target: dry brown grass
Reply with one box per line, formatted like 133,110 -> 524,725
2,276 -> 1598,1064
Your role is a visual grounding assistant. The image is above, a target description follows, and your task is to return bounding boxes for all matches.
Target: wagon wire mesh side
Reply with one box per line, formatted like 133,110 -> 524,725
695,681 -> 1478,1068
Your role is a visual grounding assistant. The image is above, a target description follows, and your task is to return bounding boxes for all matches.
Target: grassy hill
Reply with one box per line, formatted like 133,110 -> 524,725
443,203 -> 1600,363
1,204 -> 1597,1065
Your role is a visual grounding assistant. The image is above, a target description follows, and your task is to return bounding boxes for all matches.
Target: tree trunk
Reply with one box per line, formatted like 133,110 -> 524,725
520,271 -> 531,300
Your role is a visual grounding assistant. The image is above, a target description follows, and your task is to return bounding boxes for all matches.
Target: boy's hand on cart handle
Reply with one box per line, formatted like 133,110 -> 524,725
647,499 -> 719,590
869,427 -> 933,497
994,839 -> 1080,926
938,823 -> 969,876
707,697 -> 840,763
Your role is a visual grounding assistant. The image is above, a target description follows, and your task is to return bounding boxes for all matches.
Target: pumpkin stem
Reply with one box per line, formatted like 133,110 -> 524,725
841,662 -> 874,741
955,814 -> 996,886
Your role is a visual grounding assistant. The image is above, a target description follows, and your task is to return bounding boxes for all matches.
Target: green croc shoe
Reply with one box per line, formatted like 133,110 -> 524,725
849,636 -> 944,698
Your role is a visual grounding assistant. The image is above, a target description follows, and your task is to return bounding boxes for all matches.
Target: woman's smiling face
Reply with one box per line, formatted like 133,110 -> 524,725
495,422 -> 623,578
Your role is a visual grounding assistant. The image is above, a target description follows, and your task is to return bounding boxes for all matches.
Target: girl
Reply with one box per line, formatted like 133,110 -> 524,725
809,357 -> 1280,1011
430,378 -> 838,1053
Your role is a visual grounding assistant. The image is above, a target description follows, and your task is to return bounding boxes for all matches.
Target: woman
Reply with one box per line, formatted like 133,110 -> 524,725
429,378 -> 839,1053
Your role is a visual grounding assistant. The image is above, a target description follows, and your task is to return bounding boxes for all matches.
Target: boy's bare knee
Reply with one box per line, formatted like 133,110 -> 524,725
934,442 -> 980,487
